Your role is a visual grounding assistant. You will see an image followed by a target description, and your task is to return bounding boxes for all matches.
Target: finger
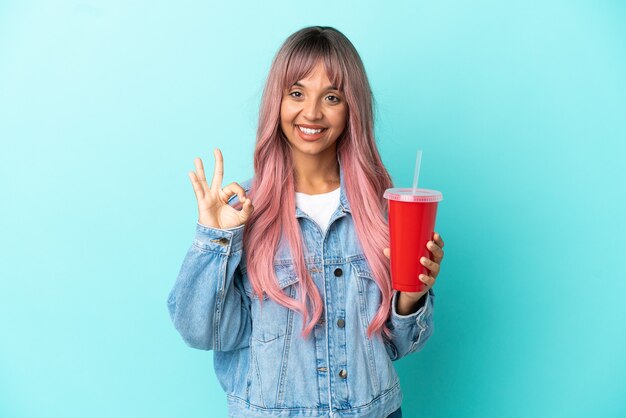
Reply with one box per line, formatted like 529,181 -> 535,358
434,232 -> 444,249
419,274 -> 435,288
238,195 -> 255,221
420,256 -> 440,275
221,182 -> 247,205
210,148 -> 224,191
427,240 -> 444,262
383,247 -> 390,259
193,157 -> 210,194
188,171 -> 205,200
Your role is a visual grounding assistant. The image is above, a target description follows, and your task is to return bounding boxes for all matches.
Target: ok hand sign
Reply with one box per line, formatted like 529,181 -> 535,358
188,148 -> 254,229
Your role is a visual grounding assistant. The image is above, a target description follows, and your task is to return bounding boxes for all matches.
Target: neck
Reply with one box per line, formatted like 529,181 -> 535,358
292,151 -> 340,195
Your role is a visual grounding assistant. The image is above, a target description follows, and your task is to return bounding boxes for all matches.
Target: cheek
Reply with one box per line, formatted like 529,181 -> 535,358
280,101 -> 296,122
335,114 -> 348,131
334,109 -> 348,131
279,108 -> 296,137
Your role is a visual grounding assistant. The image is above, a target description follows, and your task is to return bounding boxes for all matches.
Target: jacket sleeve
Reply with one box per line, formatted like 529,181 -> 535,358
383,288 -> 435,361
166,221 -> 251,351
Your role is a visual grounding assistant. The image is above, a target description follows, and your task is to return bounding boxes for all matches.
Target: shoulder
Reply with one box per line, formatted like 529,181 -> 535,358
227,177 -> 254,206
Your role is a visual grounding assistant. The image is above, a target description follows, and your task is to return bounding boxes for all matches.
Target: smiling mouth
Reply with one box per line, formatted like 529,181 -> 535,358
297,125 -> 327,135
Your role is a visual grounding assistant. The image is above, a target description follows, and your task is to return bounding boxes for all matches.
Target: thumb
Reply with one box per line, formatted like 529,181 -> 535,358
383,247 -> 390,259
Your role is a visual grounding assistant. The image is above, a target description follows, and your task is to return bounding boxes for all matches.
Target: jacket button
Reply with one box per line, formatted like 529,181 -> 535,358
339,369 -> 347,379
336,318 -> 345,328
333,268 -> 343,277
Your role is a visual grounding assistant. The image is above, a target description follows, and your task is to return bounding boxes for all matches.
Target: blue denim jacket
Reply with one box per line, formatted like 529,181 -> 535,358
167,164 -> 435,417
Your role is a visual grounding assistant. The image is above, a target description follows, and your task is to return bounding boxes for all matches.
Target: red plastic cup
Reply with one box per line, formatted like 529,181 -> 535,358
383,188 -> 443,292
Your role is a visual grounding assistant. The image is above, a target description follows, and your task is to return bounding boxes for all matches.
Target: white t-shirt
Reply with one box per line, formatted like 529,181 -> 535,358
295,187 -> 341,234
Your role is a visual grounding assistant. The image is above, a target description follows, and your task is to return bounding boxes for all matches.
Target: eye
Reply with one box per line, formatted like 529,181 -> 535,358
326,95 -> 340,103
289,91 -> 302,98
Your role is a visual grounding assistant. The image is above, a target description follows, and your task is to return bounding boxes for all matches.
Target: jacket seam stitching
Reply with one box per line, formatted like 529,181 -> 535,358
276,286 -> 295,407
226,380 -> 401,412
214,253 -> 227,351
354,268 -> 380,394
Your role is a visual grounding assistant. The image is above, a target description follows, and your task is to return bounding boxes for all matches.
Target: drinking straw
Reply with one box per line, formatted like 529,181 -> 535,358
412,149 -> 422,195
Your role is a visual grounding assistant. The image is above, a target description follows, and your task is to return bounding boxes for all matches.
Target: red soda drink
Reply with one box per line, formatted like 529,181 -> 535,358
383,188 -> 443,292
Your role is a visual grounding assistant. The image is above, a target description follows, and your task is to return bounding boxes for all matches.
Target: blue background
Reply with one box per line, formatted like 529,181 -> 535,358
1,1 -> 625,417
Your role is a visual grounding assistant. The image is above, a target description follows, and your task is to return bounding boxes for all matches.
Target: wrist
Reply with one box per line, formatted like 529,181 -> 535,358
400,290 -> 426,302
396,291 -> 427,315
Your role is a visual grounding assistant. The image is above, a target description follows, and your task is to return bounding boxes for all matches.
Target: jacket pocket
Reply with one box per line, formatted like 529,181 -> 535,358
351,258 -> 383,326
242,263 -> 299,343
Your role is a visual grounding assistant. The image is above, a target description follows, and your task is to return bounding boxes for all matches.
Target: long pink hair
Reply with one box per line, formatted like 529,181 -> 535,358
242,26 -> 394,340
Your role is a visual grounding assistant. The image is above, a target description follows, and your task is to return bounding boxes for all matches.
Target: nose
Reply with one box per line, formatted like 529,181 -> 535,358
302,97 -> 323,121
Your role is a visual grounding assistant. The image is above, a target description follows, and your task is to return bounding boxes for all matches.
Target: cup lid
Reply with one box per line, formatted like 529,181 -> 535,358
383,188 -> 443,203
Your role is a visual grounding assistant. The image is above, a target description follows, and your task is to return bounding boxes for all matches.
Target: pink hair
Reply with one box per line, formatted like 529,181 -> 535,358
242,26 -> 394,340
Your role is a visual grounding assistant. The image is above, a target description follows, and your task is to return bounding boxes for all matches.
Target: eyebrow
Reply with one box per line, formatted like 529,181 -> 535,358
292,81 -> 339,91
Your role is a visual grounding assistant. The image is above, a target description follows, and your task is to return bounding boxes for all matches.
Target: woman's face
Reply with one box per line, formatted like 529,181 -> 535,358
280,61 -> 347,162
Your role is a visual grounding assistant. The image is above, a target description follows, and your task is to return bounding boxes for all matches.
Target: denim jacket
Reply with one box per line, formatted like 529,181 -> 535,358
167,164 -> 435,418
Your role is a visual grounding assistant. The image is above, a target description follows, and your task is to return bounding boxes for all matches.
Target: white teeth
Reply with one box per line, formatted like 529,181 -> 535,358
298,125 -> 324,135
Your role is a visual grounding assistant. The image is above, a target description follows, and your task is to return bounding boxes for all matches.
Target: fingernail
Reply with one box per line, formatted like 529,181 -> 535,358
420,257 -> 427,263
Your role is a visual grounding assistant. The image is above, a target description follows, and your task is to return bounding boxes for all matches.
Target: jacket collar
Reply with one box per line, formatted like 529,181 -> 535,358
338,158 -> 351,213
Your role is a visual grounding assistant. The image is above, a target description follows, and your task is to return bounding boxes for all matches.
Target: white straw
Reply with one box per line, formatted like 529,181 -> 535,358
412,149 -> 422,195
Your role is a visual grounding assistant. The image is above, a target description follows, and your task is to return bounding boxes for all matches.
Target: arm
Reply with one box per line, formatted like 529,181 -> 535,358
381,233 -> 444,361
396,291 -> 427,315
166,222 -> 251,351
383,288 -> 435,361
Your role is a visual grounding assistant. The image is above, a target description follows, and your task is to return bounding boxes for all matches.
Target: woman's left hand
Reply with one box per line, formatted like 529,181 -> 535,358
383,232 -> 445,302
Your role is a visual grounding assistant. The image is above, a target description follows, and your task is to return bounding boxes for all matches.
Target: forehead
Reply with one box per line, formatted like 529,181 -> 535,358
294,63 -> 335,87
283,54 -> 343,91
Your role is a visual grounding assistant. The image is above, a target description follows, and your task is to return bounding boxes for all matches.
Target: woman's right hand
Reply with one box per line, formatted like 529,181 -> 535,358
188,148 -> 254,229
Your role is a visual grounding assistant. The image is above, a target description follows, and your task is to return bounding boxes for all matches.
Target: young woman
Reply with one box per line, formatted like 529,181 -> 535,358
167,26 -> 445,418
